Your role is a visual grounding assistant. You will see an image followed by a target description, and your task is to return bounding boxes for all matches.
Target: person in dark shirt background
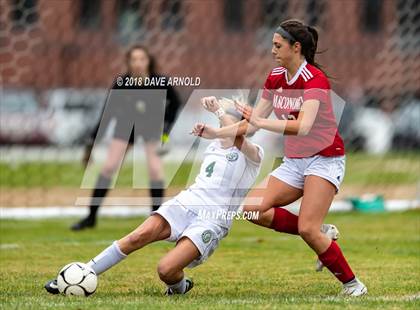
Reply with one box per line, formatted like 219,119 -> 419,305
72,44 -> 182,231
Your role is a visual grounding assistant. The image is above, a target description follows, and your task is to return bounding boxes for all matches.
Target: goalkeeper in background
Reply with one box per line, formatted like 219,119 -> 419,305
71,44 -> 182,231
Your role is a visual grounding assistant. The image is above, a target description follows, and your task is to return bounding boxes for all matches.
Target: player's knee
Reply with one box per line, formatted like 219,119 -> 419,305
243,202 -> 271,214
157,261 -> 177,283
248,210 -> 271,227
298,222 -> 319,242
242,207 -> 258,224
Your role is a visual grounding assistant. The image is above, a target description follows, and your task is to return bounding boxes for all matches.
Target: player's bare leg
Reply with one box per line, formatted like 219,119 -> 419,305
298,176 -> 334,254
244,176 -> 344,275
118,214 -> 171,254
157,237 -> 200,295
242,176 -> 303,227
46,215 -> 170,294
299,175 -> 366,296
85,214 -> 171,275
144,141 -> 165,212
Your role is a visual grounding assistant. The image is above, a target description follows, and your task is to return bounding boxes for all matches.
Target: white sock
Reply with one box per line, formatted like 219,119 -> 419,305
167,277 -> 186,294
87,241 -> 127,275
344,277 -> 358,286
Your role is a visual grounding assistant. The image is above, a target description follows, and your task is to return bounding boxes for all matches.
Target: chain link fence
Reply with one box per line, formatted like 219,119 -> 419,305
0,0 -> 419,208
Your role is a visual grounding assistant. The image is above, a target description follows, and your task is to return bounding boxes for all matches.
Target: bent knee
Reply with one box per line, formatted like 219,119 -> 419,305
157,261 -> 178,282
298,223 -> 321,241
248,210 -> 273,228
243,201 -> 274,214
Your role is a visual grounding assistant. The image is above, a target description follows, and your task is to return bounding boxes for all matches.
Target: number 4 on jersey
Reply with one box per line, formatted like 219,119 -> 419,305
205,161 -> 216,177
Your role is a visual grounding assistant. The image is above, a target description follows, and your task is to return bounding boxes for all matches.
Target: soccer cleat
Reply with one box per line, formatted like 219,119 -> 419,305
70,216 -> 96,231
184,278 -> 194,293
341,278 -> 367,297
165,278 -> 194,295
44,279 -> 59,295
316,224 -> 340,272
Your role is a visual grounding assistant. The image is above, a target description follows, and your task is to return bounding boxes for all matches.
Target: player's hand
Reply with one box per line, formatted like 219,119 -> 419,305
190,123 -> 218,139
234,100 -> 262,127
201,96 -> 221,113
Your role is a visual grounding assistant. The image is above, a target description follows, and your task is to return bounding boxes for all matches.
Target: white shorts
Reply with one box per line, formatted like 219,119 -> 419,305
271,155 -> 345,192
152,199 -> 228,268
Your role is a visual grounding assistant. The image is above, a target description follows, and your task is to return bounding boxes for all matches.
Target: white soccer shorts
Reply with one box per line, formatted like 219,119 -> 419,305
270,155 -> 346,192
152,199 -> 228,268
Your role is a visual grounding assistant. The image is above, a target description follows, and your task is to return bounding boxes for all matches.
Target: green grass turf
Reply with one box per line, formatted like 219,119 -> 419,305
1,152 -> 419,188
0,211 -> 419,309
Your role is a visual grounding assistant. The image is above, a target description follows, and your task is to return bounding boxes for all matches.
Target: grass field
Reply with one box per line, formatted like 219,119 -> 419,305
1,211 -> 419,309
1,152 -> 419,187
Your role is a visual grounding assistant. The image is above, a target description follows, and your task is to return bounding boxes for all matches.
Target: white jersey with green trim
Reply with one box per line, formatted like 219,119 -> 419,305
175,140 -> 264,228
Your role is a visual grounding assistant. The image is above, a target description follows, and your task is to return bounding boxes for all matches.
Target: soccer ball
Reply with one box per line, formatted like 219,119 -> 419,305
57,262 -> 97,296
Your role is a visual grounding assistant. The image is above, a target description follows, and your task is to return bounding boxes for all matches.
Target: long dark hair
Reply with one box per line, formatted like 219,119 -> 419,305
125,44 -> 157,76
278,19 -> 322,70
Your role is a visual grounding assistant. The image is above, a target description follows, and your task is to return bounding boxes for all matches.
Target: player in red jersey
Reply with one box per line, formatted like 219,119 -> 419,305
191,20 -> 367,296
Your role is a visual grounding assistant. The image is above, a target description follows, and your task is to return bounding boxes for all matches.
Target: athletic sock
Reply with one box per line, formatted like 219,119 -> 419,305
270,207 -> 299,235
344,277 -> 358,287
150,180 -> 164,212
167,277 -> 187,294
88,174 -> 111,219
87,241 -> 127,275
318,240 -> 355,284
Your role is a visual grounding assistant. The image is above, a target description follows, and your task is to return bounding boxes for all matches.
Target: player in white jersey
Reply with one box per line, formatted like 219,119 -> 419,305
45,96 -> 263,296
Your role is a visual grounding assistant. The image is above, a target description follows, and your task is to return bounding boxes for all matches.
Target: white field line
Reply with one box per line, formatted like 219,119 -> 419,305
0,243 -> 20,250
0,200 -> 418,219
210,294 -> 420,304
0,206 -> 150,219
0,241 -> 122,251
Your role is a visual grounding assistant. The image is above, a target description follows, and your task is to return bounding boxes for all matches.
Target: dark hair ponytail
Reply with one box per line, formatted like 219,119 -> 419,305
278,20 -> 323,71
305,26 -> 319,67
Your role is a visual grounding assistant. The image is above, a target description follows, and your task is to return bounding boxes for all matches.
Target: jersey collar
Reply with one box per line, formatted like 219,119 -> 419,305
285,59 -> 307,85
215,139 -> 238,151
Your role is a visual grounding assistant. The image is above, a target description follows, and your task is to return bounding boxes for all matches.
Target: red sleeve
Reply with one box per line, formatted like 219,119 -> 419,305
303,74 -> 330,103
262,74 -> 273,101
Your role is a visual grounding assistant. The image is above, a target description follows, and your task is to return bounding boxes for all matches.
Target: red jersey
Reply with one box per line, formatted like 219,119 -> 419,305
262,60 -> 345,158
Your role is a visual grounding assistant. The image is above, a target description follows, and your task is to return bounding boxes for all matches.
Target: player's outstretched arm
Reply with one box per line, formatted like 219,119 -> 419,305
193,96 -> 274,139
214,96 -> 274,138
192,96 -> 248,138
195,97 -> 261,162
201,96 -> 234,126
201,96 -> 245,129
236,99 -> 320,136
233,135 -> 262,163
190,120 -> 248,139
